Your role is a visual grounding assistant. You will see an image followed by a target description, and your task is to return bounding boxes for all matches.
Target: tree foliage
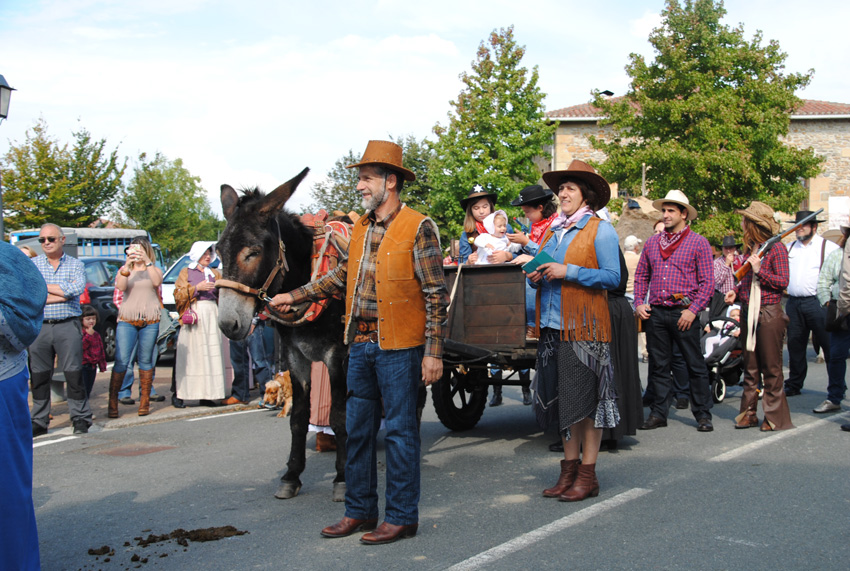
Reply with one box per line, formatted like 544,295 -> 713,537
308,134 -> 435,218
428,26 -> 556,241
1,118 -> 126,230
116,152 -> 224,258
590,0 -> 823,244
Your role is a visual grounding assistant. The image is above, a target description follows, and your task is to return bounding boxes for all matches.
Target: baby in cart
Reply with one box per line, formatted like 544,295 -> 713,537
473,210 -> 521,265
702,305 -> 741,359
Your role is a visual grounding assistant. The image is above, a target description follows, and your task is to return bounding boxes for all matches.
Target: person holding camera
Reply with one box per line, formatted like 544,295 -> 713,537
107,237 -> 163,418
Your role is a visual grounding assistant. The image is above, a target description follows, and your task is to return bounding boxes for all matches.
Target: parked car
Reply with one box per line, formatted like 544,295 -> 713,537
79,257 -> 123,361
161,253 -> 221,318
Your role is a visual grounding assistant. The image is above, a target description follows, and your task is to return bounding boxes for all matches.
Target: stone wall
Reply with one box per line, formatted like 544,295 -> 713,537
552,118 -> 850,222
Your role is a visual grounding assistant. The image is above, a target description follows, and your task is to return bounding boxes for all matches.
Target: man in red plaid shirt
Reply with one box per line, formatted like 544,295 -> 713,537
634,190 -> 715,432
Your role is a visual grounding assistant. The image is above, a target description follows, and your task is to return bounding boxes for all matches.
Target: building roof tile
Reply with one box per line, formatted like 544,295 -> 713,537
547,98 -> 850,119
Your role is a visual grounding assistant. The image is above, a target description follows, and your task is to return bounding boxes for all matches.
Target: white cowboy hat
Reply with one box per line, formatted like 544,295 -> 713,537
652,189 -> 698,221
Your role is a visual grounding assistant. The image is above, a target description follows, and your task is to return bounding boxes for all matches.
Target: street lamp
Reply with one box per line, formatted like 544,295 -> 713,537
0,74 -> 14,241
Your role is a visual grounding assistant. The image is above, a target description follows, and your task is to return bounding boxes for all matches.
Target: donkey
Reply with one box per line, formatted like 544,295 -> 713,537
216,168 -> 348,501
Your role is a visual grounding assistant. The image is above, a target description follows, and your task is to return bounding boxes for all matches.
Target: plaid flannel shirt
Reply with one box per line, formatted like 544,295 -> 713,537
290,203 -> 448,358
735,243 -> 789,306
33,253 -> 86,320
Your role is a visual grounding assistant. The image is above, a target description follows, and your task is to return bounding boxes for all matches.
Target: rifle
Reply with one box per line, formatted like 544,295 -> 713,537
513,217 -> 530,234
734,208 -> 824,281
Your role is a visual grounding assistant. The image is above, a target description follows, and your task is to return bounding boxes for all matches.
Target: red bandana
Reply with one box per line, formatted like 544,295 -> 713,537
659,227 -> 690,260
475,221 -> 488,236
529,213 -> 558,245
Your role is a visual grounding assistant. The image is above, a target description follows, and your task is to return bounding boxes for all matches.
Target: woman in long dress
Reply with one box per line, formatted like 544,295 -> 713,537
174,241 -> 226,405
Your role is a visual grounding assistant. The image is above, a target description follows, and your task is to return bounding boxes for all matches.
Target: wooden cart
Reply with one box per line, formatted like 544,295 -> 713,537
432,263 -> 536,431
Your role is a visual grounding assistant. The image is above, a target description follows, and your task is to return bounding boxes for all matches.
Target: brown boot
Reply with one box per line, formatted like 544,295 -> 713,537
558,463 -> 599,502
108,370 -> 125,419
734,410 -> 758,429
138,369 -> 154,416
542,459 -> 580,497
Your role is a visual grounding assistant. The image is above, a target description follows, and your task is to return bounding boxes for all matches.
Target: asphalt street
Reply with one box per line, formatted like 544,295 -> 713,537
32,352 -> 850,571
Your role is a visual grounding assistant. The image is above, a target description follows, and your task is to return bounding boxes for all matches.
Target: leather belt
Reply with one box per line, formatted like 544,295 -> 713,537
353,321 -> 379,343
353,331 -> 379,343
44,317 -> 74,325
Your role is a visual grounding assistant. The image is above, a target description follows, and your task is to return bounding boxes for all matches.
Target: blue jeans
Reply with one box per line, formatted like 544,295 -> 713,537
114,321 -> 159,374
118,340 -> 160,399
345,342 -> 423,526
826,328 -> 850,404
229,321 -> 272,401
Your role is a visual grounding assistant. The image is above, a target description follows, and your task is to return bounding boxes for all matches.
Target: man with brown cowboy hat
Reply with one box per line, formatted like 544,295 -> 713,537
269,140 -> 449,544
784,210 -> 839,396
634,190 -> 715,432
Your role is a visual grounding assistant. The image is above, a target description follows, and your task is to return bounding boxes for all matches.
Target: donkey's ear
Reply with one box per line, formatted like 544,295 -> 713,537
259,167 -> 310,217
221,184 -> 239,221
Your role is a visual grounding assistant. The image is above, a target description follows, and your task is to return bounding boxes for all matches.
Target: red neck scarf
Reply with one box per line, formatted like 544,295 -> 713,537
529,213 -> 558,244
475,221 -> 488,236
659,226 -> 690,260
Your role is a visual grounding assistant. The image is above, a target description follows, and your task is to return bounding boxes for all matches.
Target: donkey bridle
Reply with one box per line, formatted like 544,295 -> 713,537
215,220 -> 290,304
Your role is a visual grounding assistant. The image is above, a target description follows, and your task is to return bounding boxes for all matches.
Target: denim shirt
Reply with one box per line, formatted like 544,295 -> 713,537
530,214 -> 620,330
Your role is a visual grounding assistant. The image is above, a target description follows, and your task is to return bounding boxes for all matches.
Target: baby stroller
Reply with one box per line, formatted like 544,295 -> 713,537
700,311 -> 744,403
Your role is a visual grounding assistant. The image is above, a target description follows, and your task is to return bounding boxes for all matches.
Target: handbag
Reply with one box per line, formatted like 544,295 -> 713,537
181,306 -> 199,326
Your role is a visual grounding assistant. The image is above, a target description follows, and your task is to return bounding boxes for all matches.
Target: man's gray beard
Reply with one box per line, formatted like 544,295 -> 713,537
361,182 -> 388,211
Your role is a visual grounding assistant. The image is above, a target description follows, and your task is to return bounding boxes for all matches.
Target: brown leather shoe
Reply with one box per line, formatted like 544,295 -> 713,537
734,411 -> 758,429
320,517 -> 378,538
760,420 -> 775,432
542,459 -> 579,497
221,396 -> 248,405
558,463 -> 599,502
360,522 -> 418,545
638,415 -> 667,430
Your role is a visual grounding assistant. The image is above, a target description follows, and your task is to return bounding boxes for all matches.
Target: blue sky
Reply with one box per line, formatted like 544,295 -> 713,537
1,0 -> 848,215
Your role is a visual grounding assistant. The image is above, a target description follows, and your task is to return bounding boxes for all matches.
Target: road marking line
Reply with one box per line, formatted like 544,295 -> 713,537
446,488 -> 652,571
709,413 -> 849,462
33,436 -> 79,448
185,409 -> 265,422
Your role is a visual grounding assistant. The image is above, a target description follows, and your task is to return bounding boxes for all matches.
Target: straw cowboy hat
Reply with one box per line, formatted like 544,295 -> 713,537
346,140 -> 416,182
652,189 -> 698,221
737,201 -> 780,234
542,160 -> 611,210
459,184 -> 498,210
510,184 -> 554,207
823,225 -> 850,245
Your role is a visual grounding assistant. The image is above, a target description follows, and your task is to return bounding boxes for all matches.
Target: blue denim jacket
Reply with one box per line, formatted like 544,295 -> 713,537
530,214 -> 620,330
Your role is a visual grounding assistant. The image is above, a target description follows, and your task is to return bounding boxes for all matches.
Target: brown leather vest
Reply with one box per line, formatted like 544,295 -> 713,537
345,206 -> 431,349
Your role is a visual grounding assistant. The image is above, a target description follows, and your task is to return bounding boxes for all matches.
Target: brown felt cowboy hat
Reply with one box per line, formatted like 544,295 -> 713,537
737,201 -> 780,234
542,160 -> 611,210
346,140 -> 416,182
459,184 -> 498,210
652,189 -> 699,221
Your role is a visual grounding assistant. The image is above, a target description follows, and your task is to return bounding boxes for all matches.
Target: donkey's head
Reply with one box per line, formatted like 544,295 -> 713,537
216,167 -> 313,340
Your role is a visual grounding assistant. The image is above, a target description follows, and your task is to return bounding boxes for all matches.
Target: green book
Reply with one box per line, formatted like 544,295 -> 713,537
521,251 -> 558,273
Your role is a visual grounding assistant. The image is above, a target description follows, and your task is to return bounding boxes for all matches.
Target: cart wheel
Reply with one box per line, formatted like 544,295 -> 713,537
712,378 -> 726,403
431,367 -> 488,431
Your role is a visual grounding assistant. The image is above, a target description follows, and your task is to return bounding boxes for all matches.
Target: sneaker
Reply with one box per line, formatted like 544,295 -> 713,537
119,397 -> 135,405
813,400 -> 840,414
150,394 -> 166,402
73,420 -> 89,434
32,423 -> 48,438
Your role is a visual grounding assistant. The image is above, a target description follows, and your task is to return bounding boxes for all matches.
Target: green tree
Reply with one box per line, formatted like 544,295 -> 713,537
428,26 -> 556,241
117,152 -> 224,258
308,149 -> 362,214
308,135 -> 435,217
590,0 -> 823,244
1,118 -> 126,229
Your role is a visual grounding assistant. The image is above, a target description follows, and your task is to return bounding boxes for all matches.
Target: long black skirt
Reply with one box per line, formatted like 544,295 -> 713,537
602,295 -> 644,440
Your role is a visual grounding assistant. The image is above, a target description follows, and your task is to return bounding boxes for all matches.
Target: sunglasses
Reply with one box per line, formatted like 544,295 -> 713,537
38,236 -> 60,243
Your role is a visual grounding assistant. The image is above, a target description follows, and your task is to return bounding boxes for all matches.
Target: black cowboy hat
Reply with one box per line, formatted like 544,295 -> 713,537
459,185 -> 498,210
541,160 -> 611,210
718,235 -> 742,249
786,210 -> 826,224
510,184 -> 554,207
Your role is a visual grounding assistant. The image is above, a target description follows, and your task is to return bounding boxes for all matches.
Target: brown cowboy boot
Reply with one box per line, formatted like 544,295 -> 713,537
138,369 -> 154,416
108,370 -> 125,419
542,459 -> 580,497
558,463 -> 599,502
734,409 -> 759,429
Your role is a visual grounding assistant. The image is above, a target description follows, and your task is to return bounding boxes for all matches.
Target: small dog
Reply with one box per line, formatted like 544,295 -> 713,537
261,371 -> 293,417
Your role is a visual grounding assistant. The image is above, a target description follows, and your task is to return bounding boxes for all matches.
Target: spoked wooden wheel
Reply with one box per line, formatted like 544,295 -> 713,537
431,366 -> 488,431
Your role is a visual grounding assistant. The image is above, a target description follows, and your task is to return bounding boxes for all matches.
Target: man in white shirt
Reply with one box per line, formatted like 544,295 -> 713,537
785,211 -> 839,396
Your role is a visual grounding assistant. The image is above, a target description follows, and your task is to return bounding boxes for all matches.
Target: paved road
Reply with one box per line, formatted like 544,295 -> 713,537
32,354 -> 850,570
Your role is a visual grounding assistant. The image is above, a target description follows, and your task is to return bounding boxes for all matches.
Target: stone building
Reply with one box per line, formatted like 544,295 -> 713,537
545,98 -> 850,227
